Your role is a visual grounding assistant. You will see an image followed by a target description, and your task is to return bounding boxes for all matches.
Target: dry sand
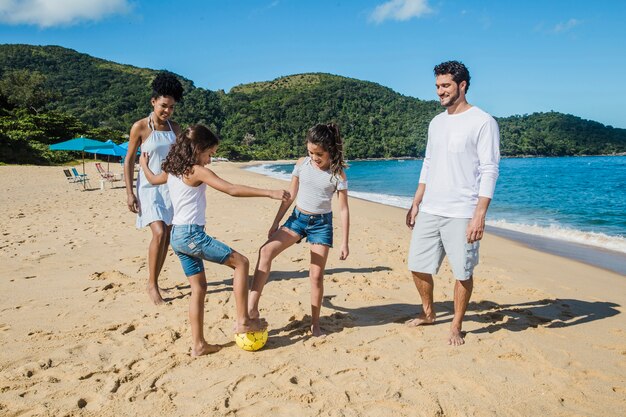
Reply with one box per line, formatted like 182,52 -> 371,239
0,162 -> 625,417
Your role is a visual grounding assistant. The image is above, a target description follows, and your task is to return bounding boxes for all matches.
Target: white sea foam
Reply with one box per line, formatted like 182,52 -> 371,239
486,220 -> 626,254
245,164 -> 292,182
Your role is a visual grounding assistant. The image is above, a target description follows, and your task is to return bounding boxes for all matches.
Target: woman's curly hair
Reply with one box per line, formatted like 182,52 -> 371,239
306,123 -> 347,178
151,72 -> 184,101
162,125 -> 219,177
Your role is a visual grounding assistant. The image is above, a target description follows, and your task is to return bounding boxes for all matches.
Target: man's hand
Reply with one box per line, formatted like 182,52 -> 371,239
466,214 -> 485,243
127,193 -> 139,213
406,205 -> 419,229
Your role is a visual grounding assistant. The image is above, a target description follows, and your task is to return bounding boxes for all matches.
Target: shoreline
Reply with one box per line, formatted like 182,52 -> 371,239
241,162 -> 626,273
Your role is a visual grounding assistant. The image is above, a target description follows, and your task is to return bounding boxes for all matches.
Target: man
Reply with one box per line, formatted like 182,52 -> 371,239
405,61 -> 500,346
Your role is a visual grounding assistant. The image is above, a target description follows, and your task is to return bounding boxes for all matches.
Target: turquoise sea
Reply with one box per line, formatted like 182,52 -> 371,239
246,156 -> 626,259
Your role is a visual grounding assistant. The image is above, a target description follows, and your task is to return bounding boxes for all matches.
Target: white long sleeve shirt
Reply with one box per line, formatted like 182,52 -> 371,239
418,106 -> 500,218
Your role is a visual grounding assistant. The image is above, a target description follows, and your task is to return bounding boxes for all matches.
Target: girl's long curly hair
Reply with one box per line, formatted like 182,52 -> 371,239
306,123 -> 347,177
162,125 -> 219,177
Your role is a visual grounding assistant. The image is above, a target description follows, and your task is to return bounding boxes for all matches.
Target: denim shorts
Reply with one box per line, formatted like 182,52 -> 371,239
282,207 -> 333,247
170,224 -> 233,277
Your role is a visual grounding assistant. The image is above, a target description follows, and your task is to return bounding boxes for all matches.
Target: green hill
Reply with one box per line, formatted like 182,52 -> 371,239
0,44 -> 625,164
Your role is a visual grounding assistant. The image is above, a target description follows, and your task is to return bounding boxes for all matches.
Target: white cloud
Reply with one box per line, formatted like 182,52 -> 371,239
369,0 -> 432,24
553,18 -> 581,33
0,0 -> 131,27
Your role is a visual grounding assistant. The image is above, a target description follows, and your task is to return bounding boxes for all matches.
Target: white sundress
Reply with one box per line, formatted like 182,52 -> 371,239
135,113 -> 176,228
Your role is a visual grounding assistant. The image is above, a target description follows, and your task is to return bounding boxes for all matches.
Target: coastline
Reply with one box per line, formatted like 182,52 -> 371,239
243,160 -> 626,272
1,163 -> 625,416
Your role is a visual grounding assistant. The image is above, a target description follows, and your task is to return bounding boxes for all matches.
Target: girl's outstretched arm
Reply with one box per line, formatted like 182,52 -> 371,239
139,153 -> 168,185
193,165 -> 290,200
337,171 -> 350,260
267,174 -> 299,238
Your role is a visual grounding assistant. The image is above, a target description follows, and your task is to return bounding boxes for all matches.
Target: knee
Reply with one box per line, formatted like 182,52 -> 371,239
230,252 -> 250,270
152,226 -> 166,242
259,244 -> 276,263
190,280 -> 207,294
309,273 -> 324,286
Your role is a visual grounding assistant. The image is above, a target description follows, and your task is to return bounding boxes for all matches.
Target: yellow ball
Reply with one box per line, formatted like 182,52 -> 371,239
234,329 -> 268,351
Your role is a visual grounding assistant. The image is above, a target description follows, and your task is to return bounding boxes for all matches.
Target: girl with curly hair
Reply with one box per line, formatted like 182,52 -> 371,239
140,124 -> 289,356
124,72 -> 185,305
248,123 -> 350,337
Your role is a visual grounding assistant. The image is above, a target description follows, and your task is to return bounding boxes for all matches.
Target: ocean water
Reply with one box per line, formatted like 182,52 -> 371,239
246,156 -> 626,254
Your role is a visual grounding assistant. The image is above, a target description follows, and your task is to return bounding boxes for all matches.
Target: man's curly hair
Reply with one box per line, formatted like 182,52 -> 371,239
151,72 -> 184,101
434,61 -> 470,93
162,125 -> 219,177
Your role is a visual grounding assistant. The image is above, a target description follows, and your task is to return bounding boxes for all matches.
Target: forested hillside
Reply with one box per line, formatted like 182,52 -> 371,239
1,44 -> 624,164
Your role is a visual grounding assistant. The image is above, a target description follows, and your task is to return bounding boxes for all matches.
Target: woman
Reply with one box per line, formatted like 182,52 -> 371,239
124,72 -> 184,305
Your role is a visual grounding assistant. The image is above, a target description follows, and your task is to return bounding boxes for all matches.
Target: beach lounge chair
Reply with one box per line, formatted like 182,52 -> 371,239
71,167 -> 91,188
95,162 -> 118,181
63,169 -> 81,187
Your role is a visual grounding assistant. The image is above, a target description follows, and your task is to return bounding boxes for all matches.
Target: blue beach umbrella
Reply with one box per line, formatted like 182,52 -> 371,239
84,140 -> 126,172
49,136 -> 110,189
49,136 -> 110,171
85,140 -> 126,157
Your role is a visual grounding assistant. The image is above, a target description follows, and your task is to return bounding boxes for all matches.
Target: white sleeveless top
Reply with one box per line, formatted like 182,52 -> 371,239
293,157 -> 348,214
167,174 -> 207,225
135,113 -> 176,228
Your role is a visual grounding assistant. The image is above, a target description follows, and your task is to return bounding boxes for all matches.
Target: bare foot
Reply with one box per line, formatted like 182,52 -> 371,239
311,324 -> 326,337
448,327 -> 466,346
191,342 -> 221,357
234,318 -> 267,333
248,308 -> 260,321
146,286 -> 165,305
405,313 -> 436,327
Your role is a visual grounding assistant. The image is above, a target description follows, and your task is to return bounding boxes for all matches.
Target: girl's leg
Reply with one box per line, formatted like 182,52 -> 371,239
187,271 -> 220,356
248,229 -> 301,319
147,221 -> 168,305
224,251 -> 266,333
309,244 -> 330,337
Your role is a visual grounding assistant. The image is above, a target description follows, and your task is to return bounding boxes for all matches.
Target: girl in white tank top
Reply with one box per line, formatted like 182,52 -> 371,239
139,124 -> 290,357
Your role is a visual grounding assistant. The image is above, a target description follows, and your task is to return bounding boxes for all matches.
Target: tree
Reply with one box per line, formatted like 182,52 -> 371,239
0,69 -> 57,113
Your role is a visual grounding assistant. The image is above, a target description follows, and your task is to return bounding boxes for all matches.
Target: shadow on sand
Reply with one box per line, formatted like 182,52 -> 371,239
264,297 -> 620,349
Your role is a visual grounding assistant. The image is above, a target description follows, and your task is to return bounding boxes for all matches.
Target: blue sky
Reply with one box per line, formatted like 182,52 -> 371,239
1,0 -> 625,128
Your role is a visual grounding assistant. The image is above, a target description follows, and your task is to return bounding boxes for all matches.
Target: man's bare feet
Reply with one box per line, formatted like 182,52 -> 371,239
405,312 -> 436,327
234,318 -> 267,333
146,285 -> 165,305
448,326 -> 466,346
191,342 -> 221,357
311,324 -> 325,337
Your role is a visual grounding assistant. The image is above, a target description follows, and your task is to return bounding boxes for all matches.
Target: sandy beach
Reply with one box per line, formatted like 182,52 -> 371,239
0,162 -> 625,417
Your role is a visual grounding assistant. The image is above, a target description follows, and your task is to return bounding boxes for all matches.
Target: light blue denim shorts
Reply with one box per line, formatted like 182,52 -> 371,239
170,224 -> 233,277
408,212 -> 479,281
282,207 -> 333,247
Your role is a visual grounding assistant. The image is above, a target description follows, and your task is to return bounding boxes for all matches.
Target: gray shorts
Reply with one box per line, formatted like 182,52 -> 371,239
408,212 -> 479,281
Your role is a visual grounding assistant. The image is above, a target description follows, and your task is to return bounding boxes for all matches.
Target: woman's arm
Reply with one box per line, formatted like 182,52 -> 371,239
139,153 -> 168,185
192,165 -> 290,200
124,121 -> 143,212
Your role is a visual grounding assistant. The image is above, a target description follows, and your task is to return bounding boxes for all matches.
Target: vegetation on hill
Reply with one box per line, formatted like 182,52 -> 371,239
1,44 -> 624,164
